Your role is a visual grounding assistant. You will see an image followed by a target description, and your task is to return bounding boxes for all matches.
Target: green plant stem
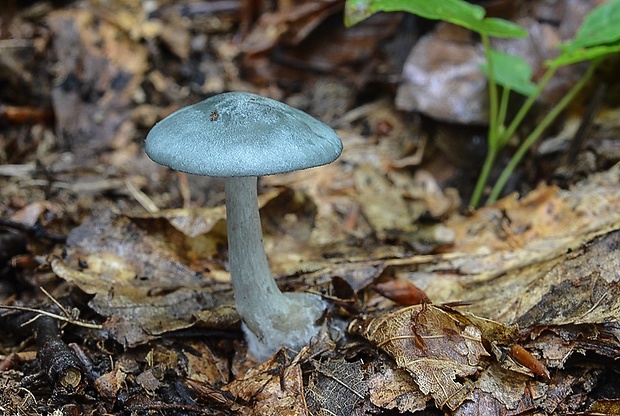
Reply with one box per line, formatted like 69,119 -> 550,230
498,66 -> 557,148
470,34 -> 499,208
471,146 -> 498,207
475,86 -> 510,208
472,60 -> 558,208
481,34 -> 499,151
497,85 -> 510,137
486,59 -> 600,204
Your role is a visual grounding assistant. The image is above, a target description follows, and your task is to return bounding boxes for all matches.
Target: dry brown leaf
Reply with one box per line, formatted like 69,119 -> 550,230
47,9 -> 147,159
306,260 -> 386,294
263,161 -> 359,246
363,355 -> 429,413
263,127 -> 426,248
135,369 -> 161,394
373,279 -> 431,306
455,378 -> 535,416
398,166 -> 620,325
51,211 -> 235,346
531,324 -> 620,365
354,164 -> 412,237
223,351 -> 308,416
134,205 -> 227,239
241,1 -> 342,55
94,368 -> 126,399
450,167 -> 620,254
351,305 -> 489,410
184,340 -> 230,387
306,358 -> 370,416
515,228 -> 620,327
444,309 -> 519,346
470,365 -> 535,414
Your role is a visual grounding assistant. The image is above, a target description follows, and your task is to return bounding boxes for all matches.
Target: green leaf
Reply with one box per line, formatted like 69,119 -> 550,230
481,50 -> 536,96
344,0 -> 526,38
548,44 -> 620,68
344,0 -> 484,28
562,0 -> 620,51
344,0 -> 376,27
475,17 -> 526,38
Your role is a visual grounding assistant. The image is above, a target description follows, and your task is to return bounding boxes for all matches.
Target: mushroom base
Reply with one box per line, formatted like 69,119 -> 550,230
241,292 -> 324,361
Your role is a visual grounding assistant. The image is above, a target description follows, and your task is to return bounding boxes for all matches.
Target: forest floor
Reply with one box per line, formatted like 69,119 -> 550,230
1,1 -> 619,415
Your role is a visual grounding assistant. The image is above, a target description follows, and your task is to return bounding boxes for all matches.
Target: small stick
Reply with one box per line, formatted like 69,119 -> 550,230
0,304 -> 102,330
125,179 -> 160,213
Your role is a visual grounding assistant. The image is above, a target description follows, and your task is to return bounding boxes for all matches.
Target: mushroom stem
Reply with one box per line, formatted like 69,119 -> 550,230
226,176 -> 282,319
225,176 -> 324,359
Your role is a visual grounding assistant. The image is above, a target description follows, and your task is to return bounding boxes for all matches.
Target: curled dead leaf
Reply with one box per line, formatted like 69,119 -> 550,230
373,279 -> 431,306
351,305 -> 489,410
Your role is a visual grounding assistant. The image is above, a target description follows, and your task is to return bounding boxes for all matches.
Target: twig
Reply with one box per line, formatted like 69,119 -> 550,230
33,316 -> 84,390
0,305 -> 102,330
125,179 -> 160,213
40,287 -> 72,319
177,171 -> 192,209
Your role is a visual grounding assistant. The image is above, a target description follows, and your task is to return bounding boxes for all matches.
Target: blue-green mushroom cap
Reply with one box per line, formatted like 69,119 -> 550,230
145,92 -> 343,177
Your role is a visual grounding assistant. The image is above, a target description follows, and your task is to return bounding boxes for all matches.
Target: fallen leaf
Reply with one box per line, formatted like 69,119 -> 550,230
306,358 -> 370,415
363,354 -> 429,413
354,163 -> 412,237
515,228 -> 620,327
373,279 -> 431,306
223,351 -> 308,416
47,9 -> 147,159
471,364 -> 535,414
398,166 -> 620,325
51,211 -> 235,346
351,305 -> 489,410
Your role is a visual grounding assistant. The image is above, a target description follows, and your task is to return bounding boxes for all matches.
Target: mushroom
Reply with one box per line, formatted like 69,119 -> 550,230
145,92 -> 343,360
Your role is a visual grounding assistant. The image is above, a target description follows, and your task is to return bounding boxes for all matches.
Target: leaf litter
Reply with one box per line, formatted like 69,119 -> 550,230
44,159 -> 620,414
1,0 -> 619,414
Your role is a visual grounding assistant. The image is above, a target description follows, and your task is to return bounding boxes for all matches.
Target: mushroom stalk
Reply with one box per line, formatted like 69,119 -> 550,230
225,176 -> 324,360
226,176 -> 282,320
